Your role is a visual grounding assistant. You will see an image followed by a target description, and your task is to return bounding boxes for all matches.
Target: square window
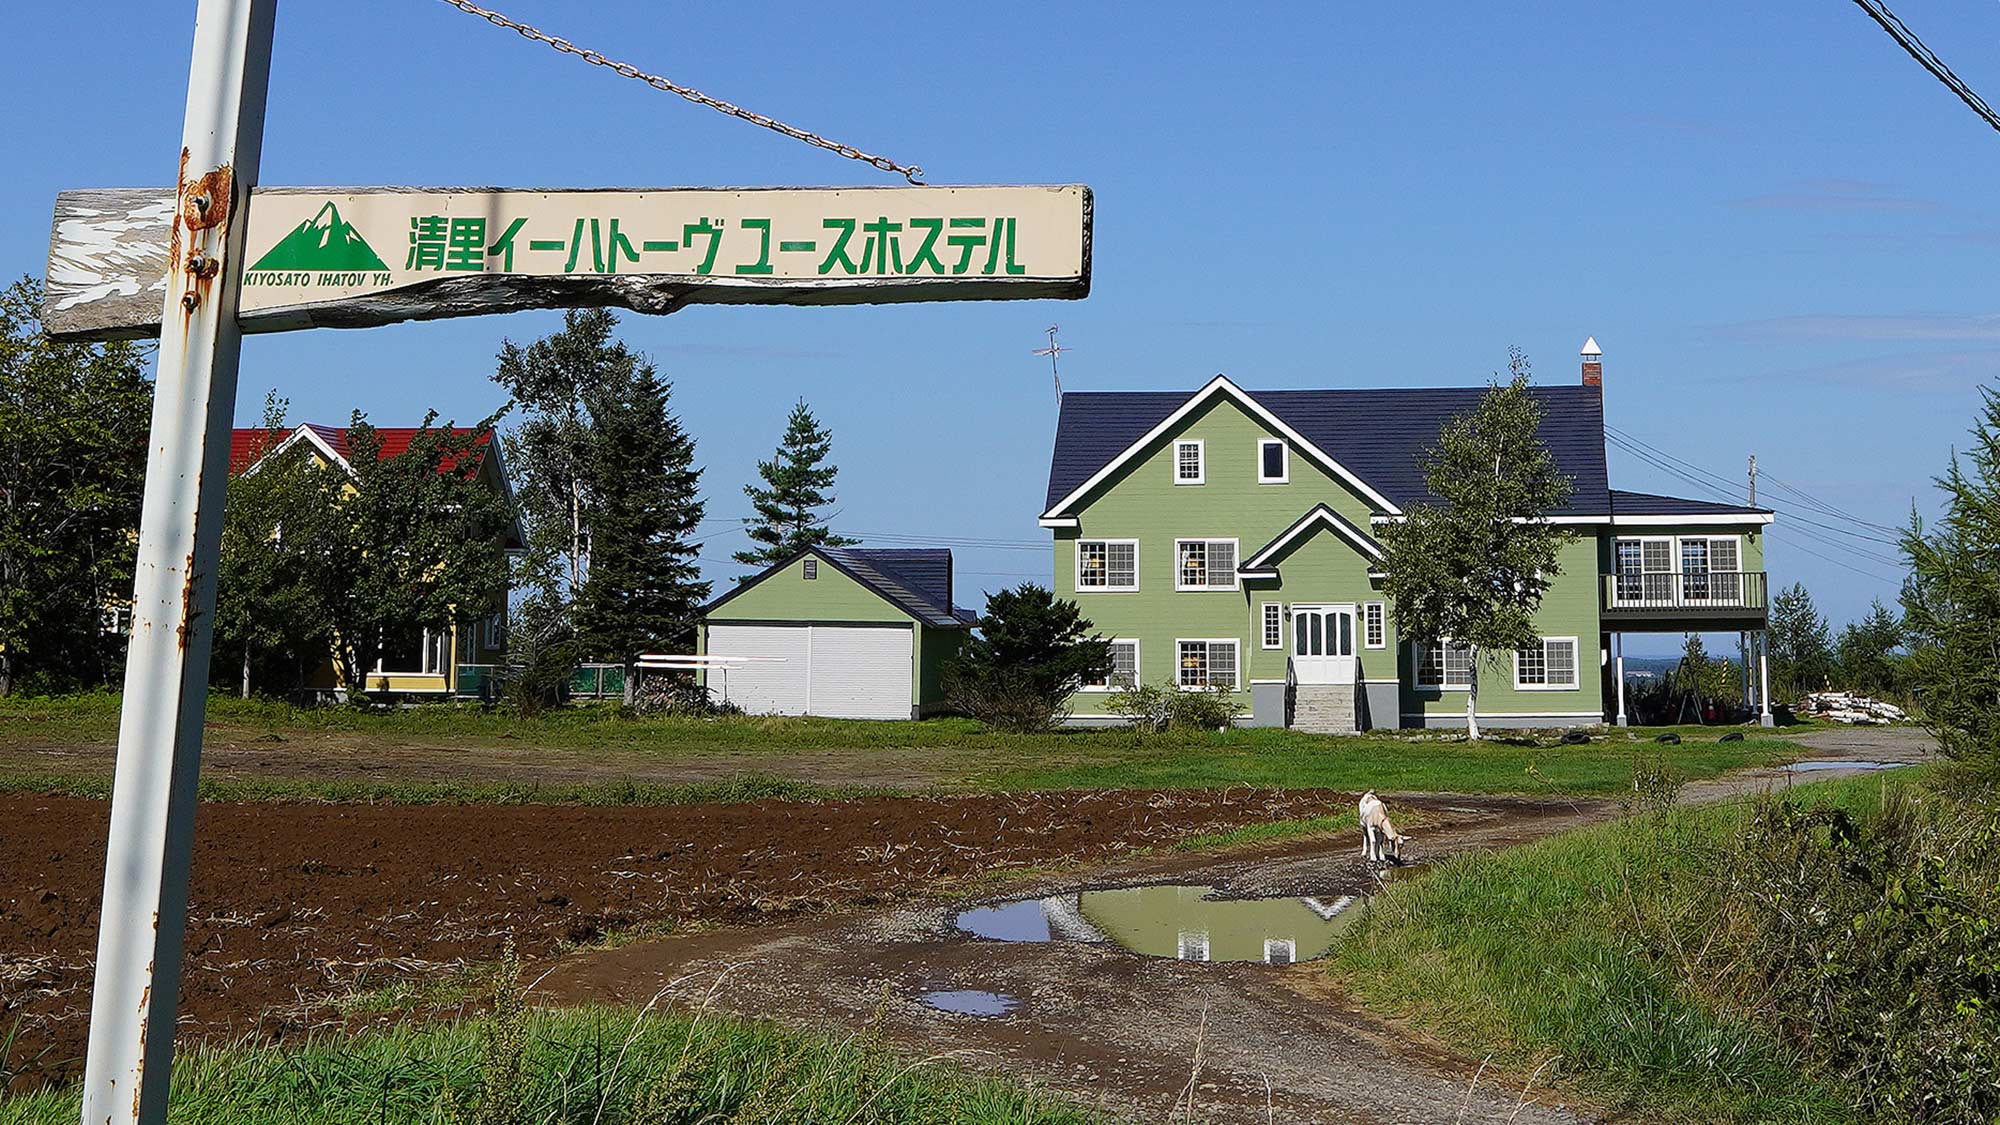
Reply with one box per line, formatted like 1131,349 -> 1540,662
1077,540 -> 1137,591
1515,637 -> 1579,690
1178,931 -> 1210,962
1263,938 -> 1296,965
1417,640 -> 1473,689
1178,639 -> 1239,691
1083,640 -> 1140,691
1258,439 -> 1288,483
1174,439 -> 1204,484
803,558 -> 818,580
1176,538 -> 1238,590
1262,603 -> 1284,649
1363,602 -> 1385,649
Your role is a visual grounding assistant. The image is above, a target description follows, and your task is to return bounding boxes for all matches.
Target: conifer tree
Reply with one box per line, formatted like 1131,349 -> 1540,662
1769,581 -> 1836,698
734,400 -> 857,568
1376,349 -> 1575,739
1902,389 -> 2000,770
573,368 -> 710,701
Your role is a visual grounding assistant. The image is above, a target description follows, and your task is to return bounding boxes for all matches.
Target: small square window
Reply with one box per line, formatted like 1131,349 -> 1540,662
1516,637 -> 1579,690
1176,538 -> 1238,591
1417,640 -> 1473,689
803,558 -> 818,580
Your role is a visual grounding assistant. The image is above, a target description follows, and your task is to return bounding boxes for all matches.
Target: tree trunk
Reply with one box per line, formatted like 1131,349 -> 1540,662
623,659 -> 636,707
0,652 -> 11,698
241,643 -> 251,699
1465,647 -> 1482,740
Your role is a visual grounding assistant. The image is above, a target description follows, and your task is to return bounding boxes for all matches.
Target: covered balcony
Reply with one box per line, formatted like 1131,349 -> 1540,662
1600,568 -> 1768,630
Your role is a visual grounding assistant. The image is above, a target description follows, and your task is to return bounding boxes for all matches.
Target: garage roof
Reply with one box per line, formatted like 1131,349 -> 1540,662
706,546 -> 969,629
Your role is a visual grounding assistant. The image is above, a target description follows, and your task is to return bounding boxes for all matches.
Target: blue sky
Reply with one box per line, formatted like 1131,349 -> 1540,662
12,1 -> 1998,655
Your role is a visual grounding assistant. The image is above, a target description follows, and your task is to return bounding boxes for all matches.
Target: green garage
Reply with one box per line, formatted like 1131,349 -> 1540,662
698,547 -> 974,719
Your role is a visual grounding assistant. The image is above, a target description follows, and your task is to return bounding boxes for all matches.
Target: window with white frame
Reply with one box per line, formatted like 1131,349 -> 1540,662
1081,639 -> 1140,691
1076,539 -> 1138,591
1175,538 -> 1238,590
1263,938 -> 1296,965
1261,603 -> 1284,649
1415,640 -> 1473,689
1613,537 -> 1675,603
1363,602 -> 1385,649
1515,637 -> 1579,690
1174,439 -> 1204,484
1257,439 -> 1288,483
377,629 -> 447,675
1177,639 -> 1239,690
1177,931 -> 1211,961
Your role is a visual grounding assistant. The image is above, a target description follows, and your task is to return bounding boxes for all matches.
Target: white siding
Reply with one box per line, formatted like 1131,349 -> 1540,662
706,624 -> 912,720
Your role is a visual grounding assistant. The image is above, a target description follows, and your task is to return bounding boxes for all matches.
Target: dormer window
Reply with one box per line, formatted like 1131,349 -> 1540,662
1258,439 -> 1288,483
1174,439 -> 1204,485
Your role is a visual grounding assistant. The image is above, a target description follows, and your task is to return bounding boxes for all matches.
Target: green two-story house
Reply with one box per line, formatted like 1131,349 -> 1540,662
1039,346 -> 1776,732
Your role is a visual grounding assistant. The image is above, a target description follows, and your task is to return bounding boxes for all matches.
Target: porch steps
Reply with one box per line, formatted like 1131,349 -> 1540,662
1291,683 -> 1357,735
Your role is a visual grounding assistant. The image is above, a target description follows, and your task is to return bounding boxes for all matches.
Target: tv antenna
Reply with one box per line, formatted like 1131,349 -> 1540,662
1032,323 -> 1071,406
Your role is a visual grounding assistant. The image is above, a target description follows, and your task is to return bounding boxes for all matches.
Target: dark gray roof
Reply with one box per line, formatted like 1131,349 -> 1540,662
705,546 -> 967,629
1608,489 -> 1772,517
824,548 -> 961,627
1045,383 -> 1611,516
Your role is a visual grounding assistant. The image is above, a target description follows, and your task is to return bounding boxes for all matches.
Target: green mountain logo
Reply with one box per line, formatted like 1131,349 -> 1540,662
248,201 -> 389,272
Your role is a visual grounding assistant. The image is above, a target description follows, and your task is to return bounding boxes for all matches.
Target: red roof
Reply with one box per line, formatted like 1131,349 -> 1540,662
228,424 -> 495,476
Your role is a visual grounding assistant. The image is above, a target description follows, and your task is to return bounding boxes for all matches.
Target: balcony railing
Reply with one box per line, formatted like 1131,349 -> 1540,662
1602,570 -> 1767,615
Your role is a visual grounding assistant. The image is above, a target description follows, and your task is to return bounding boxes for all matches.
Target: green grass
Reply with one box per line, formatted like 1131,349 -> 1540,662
0,1006 -> 1109,1125
0,691 -> 1809,800
1325,770 -> 1922,1124
0,771 -> 882,806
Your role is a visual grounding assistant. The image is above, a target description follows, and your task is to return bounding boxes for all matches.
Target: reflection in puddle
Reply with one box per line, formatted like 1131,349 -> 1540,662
922,989 -> 1018,1017
955,884 -> 1366,964
1785,760 -> 1906,773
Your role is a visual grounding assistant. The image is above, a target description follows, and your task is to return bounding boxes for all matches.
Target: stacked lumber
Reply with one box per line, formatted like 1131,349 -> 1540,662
1799,691 -> 1907,724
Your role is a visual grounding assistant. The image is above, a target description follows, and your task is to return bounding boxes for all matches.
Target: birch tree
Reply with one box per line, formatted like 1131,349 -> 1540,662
1375,349 -> 1575,739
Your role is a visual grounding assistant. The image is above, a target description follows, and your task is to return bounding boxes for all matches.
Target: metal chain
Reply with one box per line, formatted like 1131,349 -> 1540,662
436,0 -> 927,184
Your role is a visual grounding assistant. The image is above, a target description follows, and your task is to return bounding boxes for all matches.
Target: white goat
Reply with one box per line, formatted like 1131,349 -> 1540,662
1357,790 -> 1410,864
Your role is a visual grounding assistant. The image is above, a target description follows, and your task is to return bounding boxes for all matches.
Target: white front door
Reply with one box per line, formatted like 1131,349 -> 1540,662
1290,605 -> 1356,685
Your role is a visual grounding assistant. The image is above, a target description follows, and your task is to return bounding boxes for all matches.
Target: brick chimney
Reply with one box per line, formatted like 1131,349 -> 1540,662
1580,336 -> 1602,386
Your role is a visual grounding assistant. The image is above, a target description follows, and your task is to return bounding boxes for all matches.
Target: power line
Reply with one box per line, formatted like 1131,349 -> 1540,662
1603,432 -> 1905,568
1768,528 -> 1902,585
1755,470 -> 1904,535
1603,428 -> 1903,547
436,0 -> 927,183
1847,0 -> 2000,136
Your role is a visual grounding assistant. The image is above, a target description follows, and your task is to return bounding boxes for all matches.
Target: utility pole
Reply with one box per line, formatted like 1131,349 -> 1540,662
79,3 -> 275,1122
1748,453 -> 1758,506
1032,323 -> 1070,408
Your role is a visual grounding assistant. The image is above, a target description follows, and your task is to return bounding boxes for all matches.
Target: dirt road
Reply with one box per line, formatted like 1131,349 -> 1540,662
532,726 -> 1940,1125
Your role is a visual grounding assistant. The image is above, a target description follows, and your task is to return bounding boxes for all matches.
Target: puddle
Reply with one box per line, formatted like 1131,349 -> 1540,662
955,884 -> 1366,964
921,989 -> 1018,1017
1785,760 -> 1907,773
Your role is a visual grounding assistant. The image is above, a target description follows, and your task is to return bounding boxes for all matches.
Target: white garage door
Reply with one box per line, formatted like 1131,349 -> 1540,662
707,624 -> 912,720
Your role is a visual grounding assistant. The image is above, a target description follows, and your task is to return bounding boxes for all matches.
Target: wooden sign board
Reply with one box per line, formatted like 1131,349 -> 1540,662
45,184 -> 1092,340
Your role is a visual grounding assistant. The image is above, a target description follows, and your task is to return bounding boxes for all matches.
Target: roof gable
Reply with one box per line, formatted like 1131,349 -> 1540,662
1239,503 -> 1384,577
705,547 -> 966,629
1042,376 -> 1402,520
1045,381 -> 1611,518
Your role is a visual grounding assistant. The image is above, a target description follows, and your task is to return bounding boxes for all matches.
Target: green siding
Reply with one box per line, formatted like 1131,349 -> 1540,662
1057,395 -> 1384,717
703,555 -> 932,709
1399,533 -> 1605,723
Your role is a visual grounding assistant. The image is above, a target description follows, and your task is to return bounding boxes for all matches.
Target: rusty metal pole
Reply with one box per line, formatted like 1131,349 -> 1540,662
79,2 -> 275,1122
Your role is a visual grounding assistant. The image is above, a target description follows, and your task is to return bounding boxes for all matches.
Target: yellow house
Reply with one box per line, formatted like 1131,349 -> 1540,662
229,423 -> 522,699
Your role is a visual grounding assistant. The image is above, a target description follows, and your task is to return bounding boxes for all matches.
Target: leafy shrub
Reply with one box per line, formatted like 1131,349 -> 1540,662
1106,679 -> 1237,732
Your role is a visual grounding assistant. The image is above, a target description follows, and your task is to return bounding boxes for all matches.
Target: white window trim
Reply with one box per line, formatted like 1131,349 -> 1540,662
1260,602 -> 1284,649
1256,438 -> 1289,484
1174,537 -> 1240,591
1178,931 -> 1211,962
1173,438 -> 1205,485
1074,538 -> 1140,593
1363,601 -> 1386,649
1080,638 -> 1141,692
1176,637 -> 1242,691
1413,639 -> 1473,691
1263,937 -> 1296,965
1513,636 -> 1580,691
376,628 -> 448,676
